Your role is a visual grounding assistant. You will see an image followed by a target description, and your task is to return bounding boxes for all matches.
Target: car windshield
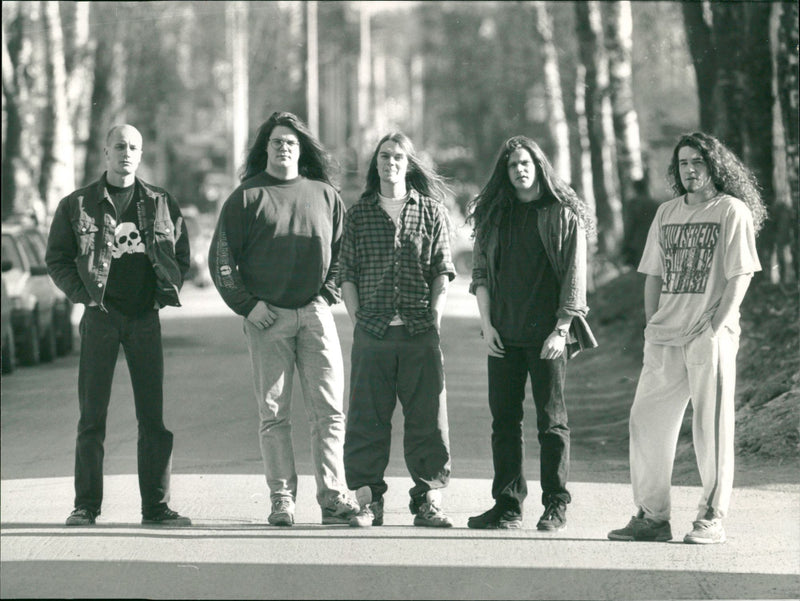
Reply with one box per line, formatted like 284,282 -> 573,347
2,235 -> 24,270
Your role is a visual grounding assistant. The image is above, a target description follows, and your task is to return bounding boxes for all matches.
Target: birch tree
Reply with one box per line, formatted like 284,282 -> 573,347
1,1 -> 45,220
41,0 -> 75,216
575,1 -> 622,258
532,1 -> 571,184
83,3 -> 126,184
604,1 -> 644,209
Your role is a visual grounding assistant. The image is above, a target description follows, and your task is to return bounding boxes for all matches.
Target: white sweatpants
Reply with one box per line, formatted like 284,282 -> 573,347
629,327 -> 739,521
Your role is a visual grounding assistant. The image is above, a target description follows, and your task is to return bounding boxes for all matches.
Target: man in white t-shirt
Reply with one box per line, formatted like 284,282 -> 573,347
608,132 -> 766,545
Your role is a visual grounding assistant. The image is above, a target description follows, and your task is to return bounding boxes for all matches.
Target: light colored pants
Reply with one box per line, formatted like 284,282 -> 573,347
630,326 -> 739,521
244,298 -> 348,506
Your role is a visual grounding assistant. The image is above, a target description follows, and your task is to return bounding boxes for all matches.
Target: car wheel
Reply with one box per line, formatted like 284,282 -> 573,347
1,328 -> 15,374
40,320 -> 57,363
17,318 -> 40,366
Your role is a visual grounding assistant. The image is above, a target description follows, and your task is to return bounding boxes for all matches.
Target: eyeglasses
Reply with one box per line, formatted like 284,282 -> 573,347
268,138 -> 300,150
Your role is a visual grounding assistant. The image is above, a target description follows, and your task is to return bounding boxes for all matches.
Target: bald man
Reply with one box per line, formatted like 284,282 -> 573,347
46,124 -> 192,527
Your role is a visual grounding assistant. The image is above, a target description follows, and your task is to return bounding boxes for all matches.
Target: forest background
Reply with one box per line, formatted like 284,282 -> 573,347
2,0 -> 798,462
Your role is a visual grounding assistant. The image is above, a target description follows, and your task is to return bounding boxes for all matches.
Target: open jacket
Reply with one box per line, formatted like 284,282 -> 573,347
46,173 -> 190,310
470,200 -> 598,358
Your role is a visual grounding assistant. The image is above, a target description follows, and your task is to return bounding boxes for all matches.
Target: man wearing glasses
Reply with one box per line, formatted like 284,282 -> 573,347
209,112 -> 358,527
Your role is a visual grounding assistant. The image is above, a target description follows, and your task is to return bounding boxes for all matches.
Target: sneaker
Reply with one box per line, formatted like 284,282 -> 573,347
412,490 -> 453,528
349,485 -> 384,527
321,494 -> 359,525
684,518 -> 726,544
65,507 -> 97,526
141,507 -> 192,526
268,497 -> 295,527
608,510 -> 672,541
537,500 -> 567,531
467,504 -> 523,529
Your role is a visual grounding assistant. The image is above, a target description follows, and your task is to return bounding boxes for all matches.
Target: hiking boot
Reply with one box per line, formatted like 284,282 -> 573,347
268,497 -> 295,527
142,507 -> 192,526
65,507 -> 97,526
537,500 -> 567,531
412,490 -> 453,528
321,494 -> 359,525
349,486 -> 384,527
608,510 -> 672,541
467,504 -> 523,529
684,516 -> 726,544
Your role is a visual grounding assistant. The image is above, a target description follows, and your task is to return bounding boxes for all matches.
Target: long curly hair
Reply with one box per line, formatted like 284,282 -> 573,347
359,131 -> 450,203
667,132 -> 766,233
239,111 -> 337,186
466,136 -> 593,247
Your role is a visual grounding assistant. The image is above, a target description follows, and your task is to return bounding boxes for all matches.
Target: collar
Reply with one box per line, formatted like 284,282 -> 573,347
89,172 -> 160,205
367,188 -> 420,206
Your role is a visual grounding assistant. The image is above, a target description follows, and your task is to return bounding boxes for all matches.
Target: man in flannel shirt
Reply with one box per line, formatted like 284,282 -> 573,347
338,132 -> 456,528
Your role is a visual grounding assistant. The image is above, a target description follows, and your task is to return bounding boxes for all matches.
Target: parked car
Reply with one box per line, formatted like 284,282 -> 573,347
2,221 -> 73,365
17,224 -> 74,355
1,262 -> 15,374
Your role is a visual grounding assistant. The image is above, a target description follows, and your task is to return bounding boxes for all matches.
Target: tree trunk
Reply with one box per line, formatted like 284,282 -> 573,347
1,2 -> 45,221
41,0 -> 76,218
776,1 -> 799,281
575,1 -> 623,259
743,3 -> 775,281
62,1 -> 94,186
604,1 -> 644,211
532,1 -> 571,185
306,0 -> 319,136
575,64 -> 597,292
681,2 -> 715,132
83,4 -> 126,185
711,2 -> 746,156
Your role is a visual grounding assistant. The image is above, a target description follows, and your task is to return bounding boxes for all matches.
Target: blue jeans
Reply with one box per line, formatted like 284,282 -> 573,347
75,306 -> 174,516
487,344 -> 570,511
344,325 -> 451,504
243,298 -> 348,506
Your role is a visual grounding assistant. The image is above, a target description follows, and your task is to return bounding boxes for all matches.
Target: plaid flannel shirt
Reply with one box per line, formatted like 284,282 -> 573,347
337,190 -> 455,338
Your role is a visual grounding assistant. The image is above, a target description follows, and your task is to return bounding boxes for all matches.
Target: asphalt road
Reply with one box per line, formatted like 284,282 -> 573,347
1,278 -> 798,599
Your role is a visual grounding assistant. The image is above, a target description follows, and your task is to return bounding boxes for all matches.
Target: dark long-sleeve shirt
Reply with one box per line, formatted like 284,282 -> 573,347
208,172 -> 344,315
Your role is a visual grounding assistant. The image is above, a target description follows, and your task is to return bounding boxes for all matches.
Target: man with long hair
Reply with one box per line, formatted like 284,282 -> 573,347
338,132 -> 455,528
608,132 -> 764,544
466,136 -> 597,531
208,112 -> 358,527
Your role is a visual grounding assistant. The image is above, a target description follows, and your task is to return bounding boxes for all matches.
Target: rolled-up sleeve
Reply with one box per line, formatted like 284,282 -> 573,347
469,234 -> 488,295
430,204 -> 455,281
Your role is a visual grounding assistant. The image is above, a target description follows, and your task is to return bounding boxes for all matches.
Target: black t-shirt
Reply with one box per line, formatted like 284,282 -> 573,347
492,196 -> 559,347
104,183 -> 156,316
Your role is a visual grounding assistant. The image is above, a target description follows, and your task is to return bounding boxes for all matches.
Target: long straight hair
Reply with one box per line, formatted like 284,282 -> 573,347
359,132 -> 450,203
239,111 -> 337,186
467,136 -> 592,247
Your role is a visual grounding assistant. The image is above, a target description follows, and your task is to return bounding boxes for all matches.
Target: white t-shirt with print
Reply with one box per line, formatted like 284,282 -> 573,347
638,193 -> 761,346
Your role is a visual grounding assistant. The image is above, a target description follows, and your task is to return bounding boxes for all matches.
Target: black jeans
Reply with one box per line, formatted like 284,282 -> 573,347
75,306 -> 173,516
344,325 -> 451,504
488,344 -> 570,512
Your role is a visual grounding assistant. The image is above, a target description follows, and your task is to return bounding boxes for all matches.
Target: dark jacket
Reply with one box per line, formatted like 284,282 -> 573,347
470,200 -> 598,358
46,173 -> 190,310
